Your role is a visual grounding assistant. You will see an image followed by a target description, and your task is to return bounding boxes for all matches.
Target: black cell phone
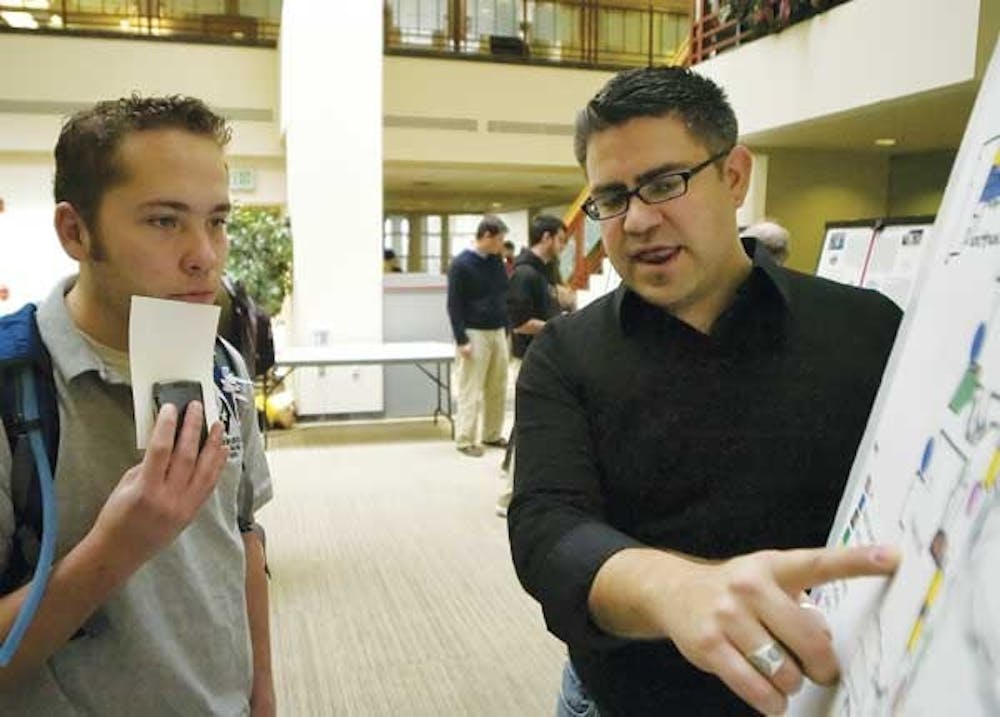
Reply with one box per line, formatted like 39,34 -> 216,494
152,380 -> 208,449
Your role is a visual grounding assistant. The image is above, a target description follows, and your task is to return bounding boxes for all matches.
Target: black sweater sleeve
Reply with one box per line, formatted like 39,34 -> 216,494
447,259 -> 469,345
507,318 -> 643,650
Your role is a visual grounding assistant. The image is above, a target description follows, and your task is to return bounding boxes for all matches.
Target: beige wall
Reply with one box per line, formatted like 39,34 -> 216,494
384,55 -> 612,167
697,0 -> 984,138
762,149 -> 889,273
0,34 -> 281,157
887,151 -> 956,219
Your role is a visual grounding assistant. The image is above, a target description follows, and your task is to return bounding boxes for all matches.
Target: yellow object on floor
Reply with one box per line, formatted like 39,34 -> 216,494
255,386 -> 296,429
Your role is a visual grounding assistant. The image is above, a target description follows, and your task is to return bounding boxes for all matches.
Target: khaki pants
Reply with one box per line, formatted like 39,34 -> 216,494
497,357 -> 521,510
456,328 -> 509,448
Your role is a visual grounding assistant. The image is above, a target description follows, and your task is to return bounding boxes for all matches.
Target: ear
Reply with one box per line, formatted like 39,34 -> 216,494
723,145 -> 754,208
54,202 -> 91,262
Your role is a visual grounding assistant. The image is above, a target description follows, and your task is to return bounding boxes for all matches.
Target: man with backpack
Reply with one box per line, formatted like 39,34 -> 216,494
0,96 -> 274,715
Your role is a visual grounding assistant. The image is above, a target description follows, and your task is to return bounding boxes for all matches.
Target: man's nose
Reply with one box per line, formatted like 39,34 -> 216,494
621,194 -> 661,236
183,225 -> 222,274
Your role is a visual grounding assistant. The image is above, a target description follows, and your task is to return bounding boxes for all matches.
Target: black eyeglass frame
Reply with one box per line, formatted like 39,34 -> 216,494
582,147 -> 733,221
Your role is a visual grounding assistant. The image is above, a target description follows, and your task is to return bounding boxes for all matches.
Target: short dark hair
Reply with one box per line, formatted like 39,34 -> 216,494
529,214 -> 567,247
503,240 -> 515,251
573,66 -> 738,168
54,94 -> 231,233
476,214 -> 509,239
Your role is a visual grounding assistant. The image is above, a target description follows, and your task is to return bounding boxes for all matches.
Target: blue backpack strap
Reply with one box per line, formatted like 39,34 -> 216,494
0,304 -> 59,592
0,304 -> 60,664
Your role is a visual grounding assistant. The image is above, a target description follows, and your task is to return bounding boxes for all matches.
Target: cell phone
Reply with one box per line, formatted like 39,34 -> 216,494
152,380 -> 208,449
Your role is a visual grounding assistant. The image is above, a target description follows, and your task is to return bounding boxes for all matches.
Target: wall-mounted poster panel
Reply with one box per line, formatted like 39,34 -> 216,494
860,218 -> 935,310
816,221 -> 877,287
790,39 -> 1000,717
816,216 -> 934,310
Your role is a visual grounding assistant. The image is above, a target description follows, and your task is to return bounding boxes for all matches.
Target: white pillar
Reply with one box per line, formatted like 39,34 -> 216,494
281,2 -> 384,415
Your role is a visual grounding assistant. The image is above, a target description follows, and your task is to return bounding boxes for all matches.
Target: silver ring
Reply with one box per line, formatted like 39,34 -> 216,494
746,641 -> 786,677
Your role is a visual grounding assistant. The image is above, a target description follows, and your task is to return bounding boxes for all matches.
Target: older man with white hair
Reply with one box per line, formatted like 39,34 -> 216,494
742,220 -> 791,264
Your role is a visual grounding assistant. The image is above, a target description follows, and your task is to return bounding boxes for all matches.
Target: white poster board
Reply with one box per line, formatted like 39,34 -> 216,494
816,224 -> 875,287
816,219 -> 934,310
859,221 -> 935,310
791,39 -> 1000,716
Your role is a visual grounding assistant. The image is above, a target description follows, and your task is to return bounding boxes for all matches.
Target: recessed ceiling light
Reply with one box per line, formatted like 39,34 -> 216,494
874,138 -> 897,147
1,11 -> 39,29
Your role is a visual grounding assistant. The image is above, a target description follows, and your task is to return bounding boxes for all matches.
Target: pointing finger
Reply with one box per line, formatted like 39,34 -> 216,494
771,545 -> 900,593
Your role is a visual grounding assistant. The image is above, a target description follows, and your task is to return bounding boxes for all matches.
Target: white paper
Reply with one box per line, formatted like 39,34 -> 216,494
816,225 -> 875,286
789,39 -> 1000,716
128,296 -> 220,448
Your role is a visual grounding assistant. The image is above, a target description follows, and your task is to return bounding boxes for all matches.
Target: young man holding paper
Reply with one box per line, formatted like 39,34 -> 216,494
0,96 -> 274,716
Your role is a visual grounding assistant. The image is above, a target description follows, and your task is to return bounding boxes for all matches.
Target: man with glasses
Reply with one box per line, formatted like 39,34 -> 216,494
508,66 -> 903,715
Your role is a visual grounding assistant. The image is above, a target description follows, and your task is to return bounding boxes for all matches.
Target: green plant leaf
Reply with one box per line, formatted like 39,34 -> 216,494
225,205 -> 293,316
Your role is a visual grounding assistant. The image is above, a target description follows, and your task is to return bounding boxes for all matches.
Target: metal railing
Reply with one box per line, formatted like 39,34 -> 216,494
385,0 -> 690,70
688,0 -> 852,66
0,1 -> 279,46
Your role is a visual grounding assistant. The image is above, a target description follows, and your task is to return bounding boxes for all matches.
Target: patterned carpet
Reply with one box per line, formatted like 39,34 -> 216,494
259,421 -> 565,716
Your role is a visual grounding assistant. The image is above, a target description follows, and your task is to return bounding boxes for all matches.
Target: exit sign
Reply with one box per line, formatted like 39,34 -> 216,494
229,167 -> 256,192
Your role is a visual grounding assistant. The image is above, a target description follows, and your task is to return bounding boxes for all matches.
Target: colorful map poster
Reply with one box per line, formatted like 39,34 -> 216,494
791,39 -> 1000,716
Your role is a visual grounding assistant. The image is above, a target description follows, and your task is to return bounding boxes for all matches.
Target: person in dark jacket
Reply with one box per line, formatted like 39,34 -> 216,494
496,214 -> 568,515
508,214 -> 568,360
446,215 -> 511,457
508,66 -> 903,717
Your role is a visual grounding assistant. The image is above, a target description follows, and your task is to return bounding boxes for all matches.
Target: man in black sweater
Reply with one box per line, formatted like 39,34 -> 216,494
496,214 -> 568,515
508,66 -> 904,716
446,215 -> 511,457
508,214 -> 569,361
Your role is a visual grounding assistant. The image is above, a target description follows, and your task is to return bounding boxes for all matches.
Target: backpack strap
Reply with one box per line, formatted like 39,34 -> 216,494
0,304 -> 60,665
212,340 -> 261,543
0,304 -> 59,593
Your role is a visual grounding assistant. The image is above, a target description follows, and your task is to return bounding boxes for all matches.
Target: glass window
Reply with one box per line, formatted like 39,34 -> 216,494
421,215 -> 444,274
389,0 -> 447,45
449,215 -> 480,257
383,215 -> 410,268
467,0 -> 518,40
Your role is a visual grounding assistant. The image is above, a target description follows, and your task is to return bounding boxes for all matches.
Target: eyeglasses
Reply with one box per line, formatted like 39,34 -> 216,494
582,148 -> 733,221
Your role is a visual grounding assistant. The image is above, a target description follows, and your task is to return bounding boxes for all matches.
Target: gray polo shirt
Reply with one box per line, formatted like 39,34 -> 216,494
0,278 -> 272,716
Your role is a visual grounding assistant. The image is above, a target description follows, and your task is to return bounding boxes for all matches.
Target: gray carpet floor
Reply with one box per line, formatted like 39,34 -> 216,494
258,420 -> 566,716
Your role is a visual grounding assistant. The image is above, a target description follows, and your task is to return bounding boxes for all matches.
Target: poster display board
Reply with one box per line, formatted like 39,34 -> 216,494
816,221 -> 879,287
816,217 -> 934,310
790,40 -> 1000,716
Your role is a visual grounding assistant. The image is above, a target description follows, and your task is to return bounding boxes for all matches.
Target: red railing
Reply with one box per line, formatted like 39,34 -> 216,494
688,0 -> 853,66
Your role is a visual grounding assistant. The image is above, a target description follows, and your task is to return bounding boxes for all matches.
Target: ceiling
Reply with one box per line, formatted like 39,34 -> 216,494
383,81 -> 981,216
744,81 -> 978,153
383,161 -> 585,215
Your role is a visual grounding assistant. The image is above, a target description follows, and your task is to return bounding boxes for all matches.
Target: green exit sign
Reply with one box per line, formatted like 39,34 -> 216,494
229,167 -> 256,192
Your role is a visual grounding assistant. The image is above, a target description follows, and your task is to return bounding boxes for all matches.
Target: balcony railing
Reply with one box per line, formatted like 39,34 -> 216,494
0,1 -> 280,46
689,0 -> 852,66
385,0 -> 690,70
